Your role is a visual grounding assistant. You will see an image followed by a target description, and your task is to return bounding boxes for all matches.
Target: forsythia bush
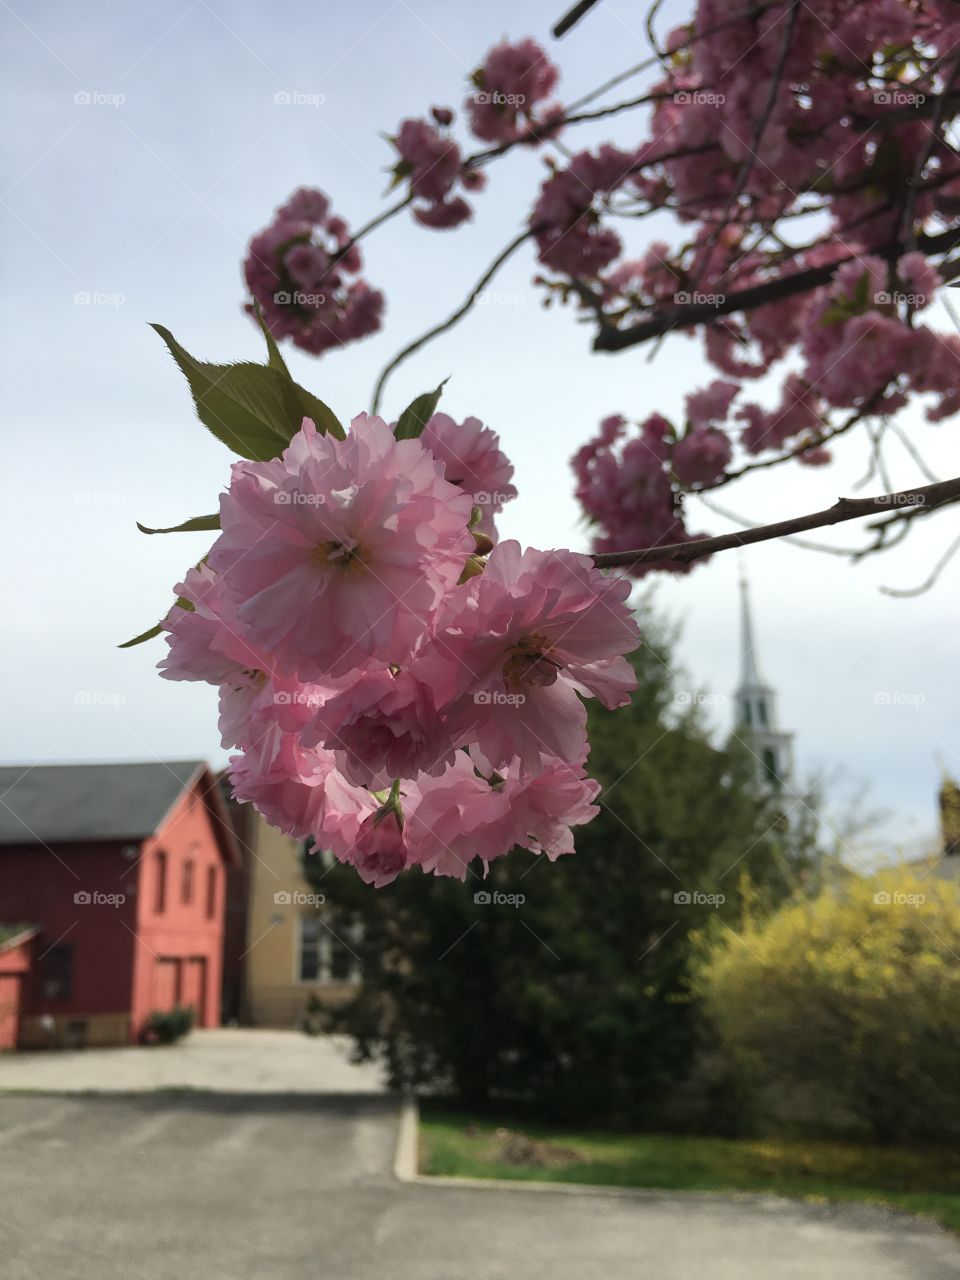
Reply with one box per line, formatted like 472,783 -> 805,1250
694,870 -> 960,1143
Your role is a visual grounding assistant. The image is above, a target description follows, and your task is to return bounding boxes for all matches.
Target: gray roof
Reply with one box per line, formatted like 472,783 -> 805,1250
0,761 -> 206,846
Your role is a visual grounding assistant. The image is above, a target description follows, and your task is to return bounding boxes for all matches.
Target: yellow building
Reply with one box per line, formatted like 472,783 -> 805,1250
237,808 -> 361,1028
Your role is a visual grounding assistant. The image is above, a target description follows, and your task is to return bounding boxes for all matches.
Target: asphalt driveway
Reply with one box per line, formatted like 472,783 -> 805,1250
0,1027 -> 385,1093
1,1090 -> 958,1280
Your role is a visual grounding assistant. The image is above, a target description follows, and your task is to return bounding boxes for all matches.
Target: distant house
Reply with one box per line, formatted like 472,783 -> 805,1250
226,801 -> 360,1028
0,761 -> 239,1049
0,925 -> 39,1050
909,771 -> 960,884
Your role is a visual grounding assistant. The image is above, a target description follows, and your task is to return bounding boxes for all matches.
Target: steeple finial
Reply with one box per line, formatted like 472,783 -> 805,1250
738,570 -> 763,689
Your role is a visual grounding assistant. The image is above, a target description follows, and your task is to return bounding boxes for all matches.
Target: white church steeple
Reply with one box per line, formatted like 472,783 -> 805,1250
734,572 -> 795,789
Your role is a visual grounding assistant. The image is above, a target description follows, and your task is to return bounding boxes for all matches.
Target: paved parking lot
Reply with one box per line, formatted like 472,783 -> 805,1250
0,1028 -> 385,1093
1,1090 -> 958,1280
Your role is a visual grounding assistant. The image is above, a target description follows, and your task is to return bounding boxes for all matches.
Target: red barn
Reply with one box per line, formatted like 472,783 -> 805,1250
0,761 -> 239,1049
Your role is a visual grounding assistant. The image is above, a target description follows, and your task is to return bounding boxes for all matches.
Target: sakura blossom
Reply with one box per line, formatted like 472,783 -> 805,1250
157,408 -> 641,888
206,416 -> 474,679
243,188 -> 384,356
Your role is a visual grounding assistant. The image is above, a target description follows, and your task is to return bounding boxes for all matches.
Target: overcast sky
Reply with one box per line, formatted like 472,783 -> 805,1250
2,0 -> 957,862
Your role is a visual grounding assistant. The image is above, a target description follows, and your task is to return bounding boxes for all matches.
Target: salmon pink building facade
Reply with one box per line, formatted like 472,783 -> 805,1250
0,761 -> 239,1048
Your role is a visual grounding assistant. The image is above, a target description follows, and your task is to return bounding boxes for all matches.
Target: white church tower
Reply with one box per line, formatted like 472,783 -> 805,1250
734,573 -> 795,790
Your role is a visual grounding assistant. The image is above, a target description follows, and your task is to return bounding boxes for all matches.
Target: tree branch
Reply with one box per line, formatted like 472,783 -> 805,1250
593,225 -> 960,352
590,476 -> 960,569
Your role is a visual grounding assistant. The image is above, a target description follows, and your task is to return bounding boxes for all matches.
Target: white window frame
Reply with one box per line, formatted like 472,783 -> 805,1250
296,915 -> 362,985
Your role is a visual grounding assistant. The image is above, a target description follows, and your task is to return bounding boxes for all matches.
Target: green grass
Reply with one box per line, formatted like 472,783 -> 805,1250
419,1106 -> 960,1234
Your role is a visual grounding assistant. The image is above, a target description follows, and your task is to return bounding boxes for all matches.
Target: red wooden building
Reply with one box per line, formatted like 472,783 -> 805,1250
0,760 -> 239,1049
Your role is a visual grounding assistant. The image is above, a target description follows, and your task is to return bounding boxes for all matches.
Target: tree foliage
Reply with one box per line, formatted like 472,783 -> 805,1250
308,611 -> 820,1122
693,868 -> 960,1142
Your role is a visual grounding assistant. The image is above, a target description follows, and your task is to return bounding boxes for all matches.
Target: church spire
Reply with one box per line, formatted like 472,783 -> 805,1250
733,569 -> 795,791
738,572 -> 764,688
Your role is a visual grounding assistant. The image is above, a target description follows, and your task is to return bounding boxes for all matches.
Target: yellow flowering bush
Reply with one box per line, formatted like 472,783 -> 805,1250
694,870 -> 960,1142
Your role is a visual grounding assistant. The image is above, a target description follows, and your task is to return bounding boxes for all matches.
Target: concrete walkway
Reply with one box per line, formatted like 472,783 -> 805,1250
0,1027 -> 385,1093
0,1091 -> 957,1280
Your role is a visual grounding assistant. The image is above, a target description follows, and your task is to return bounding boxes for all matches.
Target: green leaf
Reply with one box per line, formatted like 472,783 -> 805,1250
136,514 -> 220,536
118,596 -> 194,650
279,381 -> 346,441
252,300 -> 290,377
153,323 -> 347,454
394,379 -> 448,441
118,622 -> 163,649
252,303 -> 346,439
152,324 -> 296,460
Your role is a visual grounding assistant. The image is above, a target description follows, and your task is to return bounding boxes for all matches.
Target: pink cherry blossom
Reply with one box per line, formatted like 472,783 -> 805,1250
243,188 -> 384,357
305,668 -> 456,787
340,807 -> 411,888
673,427 -> 732,488
159,564 -> 265,686
466,38 -> 562,145
418,541 -> 639,770
207,415 -> 474,680
420,412 -> 517,540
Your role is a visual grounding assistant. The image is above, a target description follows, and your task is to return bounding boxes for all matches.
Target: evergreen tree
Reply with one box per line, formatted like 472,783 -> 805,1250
306,609 -> 820,1123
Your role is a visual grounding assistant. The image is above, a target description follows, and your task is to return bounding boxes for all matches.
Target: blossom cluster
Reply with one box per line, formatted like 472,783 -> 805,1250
244,188 -> 384,356
160,413 -> 640,886
465,37 -> 564,144
389,109 -> 488,229
241,15 -> 960,568
576,246 -> 960,565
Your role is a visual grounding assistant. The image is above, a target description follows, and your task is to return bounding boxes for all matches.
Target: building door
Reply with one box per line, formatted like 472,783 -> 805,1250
180,958 -> 206,1025
154,958 -> 180,1012
0,974 -> 22,1050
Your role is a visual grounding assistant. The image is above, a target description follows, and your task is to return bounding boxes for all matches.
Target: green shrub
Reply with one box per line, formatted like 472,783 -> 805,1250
144,1005 -> 195,1045
693,870 -> 960,1143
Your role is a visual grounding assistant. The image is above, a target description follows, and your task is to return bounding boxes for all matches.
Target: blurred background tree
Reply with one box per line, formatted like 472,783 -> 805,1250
692,869 -> 960,1144
305,605 -> 823,1124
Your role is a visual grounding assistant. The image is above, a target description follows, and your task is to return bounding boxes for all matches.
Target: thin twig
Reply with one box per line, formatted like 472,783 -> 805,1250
590,476 -> 960,568
370,230 -> 534,415
880,534 -> 960,597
